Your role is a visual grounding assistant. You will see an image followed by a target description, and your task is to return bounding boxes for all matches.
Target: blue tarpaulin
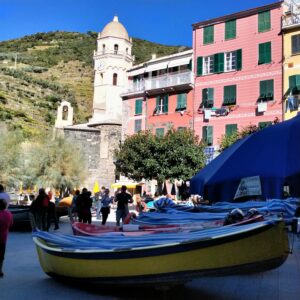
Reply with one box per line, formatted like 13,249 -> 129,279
190,114 -> 300,202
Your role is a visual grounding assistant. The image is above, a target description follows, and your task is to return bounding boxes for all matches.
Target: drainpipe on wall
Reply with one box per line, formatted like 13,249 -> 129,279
192,28 -> 196,132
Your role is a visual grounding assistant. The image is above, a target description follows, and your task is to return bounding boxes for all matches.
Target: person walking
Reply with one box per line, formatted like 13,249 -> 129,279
30,188 -> 49,230
0,185 -> 10,207
0,199 -> 13,277
100,188 -> 113,225
114,185 -> 133,226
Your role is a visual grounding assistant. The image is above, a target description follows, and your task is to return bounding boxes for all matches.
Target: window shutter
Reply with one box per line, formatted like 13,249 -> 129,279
289,75 -> 296,94
258,11 -> 271,32
225,20 -> 236,40
177,93 -> 186,109
207,88 -> 214,101
163,94 -> 168,113
214,53 -> 224,73
268,80 -> 274,99
202,88 -> 208,101
260,80 -> 267,98
204,26 -> 214,44
265,42 -> 271,63
259,43 -> 265,64
236,49 -> 242,70
226,124 -> 237,136
197,57 -> 203,76
156,96 -> 160,109
135,99 -> 142,115
156,128 -> 164,136
207,126 -> 213,145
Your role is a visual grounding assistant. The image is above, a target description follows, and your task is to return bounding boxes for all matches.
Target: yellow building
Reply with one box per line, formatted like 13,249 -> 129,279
282,1 -> 300,120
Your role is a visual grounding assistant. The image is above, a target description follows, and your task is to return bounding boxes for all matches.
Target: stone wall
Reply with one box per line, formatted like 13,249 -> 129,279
63,124 -> 121,191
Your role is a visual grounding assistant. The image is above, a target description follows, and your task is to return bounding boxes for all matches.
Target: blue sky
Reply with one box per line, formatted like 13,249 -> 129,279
1,0 -> 278,46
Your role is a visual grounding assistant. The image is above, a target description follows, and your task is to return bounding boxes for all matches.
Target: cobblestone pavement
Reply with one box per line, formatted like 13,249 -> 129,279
2,212 -> 300,300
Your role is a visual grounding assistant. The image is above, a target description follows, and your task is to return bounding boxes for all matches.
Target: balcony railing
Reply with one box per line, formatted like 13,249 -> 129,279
123,71 -> 193,95
145,71 -> 193,90
282,14 -> 300,28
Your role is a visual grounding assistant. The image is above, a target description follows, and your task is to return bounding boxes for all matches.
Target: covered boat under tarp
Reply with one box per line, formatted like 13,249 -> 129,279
32,220 -> 289,286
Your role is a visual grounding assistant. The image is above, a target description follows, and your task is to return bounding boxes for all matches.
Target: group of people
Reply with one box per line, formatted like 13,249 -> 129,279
71,185 -> 134,226
29,188 -> 59,231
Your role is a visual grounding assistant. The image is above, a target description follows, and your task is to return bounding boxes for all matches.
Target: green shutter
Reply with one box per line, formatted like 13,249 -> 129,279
259,121 -> 272,129
236,49 -> 242,70
207,88 -> 214,101
203,26 -> 214,44
223,85 -> 236,105
260,80 -> 274,100
225,20 -> 236,40
176,93 -> 187,110
197,56 -> 203,76
156,96 -> 160,110
226,124 -> 237,136
202,88 -> 214,108
135,99 -> 142,115
214,53 -> 224,73
156,128 -> 164,136
202,88 -> 208,101
203,126 -> 213,145
258,11 -> 271,33
259,42 -> 271,64
163,94 -> 168,113
265,42 -> 271,63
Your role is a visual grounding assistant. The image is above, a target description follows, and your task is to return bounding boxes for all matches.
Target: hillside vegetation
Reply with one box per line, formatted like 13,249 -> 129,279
0,31 -> 189,136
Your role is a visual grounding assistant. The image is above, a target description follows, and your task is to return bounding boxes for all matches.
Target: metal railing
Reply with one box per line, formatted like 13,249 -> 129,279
282,14 -> 300,28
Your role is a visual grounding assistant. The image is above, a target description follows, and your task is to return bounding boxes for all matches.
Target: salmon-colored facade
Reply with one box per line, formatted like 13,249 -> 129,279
193,2 -> 283,146
121,50 -> 194,138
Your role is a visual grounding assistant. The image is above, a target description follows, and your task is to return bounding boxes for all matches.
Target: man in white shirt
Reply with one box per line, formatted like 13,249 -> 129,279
0,185 -> 10,207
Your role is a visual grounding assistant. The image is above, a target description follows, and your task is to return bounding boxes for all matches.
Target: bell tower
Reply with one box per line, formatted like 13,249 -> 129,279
90,16 -> 133,124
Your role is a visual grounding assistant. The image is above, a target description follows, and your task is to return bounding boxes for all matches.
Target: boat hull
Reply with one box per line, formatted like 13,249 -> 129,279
33,221 -> 289,285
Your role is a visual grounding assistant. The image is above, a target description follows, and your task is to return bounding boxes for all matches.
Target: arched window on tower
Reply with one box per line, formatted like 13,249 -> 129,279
113,73 -> 118,86
102,44 -> 106,54
62,105 -> 68,120
126,48 -> 128,55
114,44 -> 119,54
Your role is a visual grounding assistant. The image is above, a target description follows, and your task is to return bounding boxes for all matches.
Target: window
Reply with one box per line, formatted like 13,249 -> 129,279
201,88 -> 214,108
176,93 -> 187,111
258,42 -> 271,64
259,79 -> 274,101
177,127 -> 186,131
102,44 -> 106,54
202,126 -> 213,146
289,75 -> 300,95
223,85 -> 237,106
292,35 -> 300,55
258,121 -> 272,129
203,55 -> 214,75
134,119 -> 142,133
156,128 -> 164,136
62,105 -> 68,120
154,95 -> 168,114
113,73 -> 118,86
225,20 -> 236,40
203,25 -> 214,45
225,51 -> 237,72
258,11 -> 271,33
114,44 -> 119,54
225,124 -> 237,136
135,99 -> 143,115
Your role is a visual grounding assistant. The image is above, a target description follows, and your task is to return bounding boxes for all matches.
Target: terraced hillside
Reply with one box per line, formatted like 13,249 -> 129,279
0,31 -> 188,136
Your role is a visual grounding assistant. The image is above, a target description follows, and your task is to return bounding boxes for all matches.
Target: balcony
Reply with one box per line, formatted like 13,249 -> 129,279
122,71 -> 193,96
282,14 -> 300,29
145,71 -> 193,90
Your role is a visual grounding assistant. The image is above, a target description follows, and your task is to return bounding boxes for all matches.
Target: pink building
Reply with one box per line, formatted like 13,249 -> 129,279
121,50 -> 194,138
193,2 -> 283,147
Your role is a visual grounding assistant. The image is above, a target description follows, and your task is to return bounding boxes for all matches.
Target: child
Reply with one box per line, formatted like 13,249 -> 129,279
0,198 -> 13,277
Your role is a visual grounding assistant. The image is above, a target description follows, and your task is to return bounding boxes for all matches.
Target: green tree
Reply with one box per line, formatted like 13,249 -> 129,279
0,130 -> 24,187
19,135 -> 87,194
115,128 -> 205,185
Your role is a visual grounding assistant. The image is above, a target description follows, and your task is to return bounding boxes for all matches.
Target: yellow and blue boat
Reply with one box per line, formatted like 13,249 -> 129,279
32,220 -> 289,286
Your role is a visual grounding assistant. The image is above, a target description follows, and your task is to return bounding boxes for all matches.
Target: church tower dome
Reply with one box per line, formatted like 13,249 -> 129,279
100,16 -> 129,41
90,16 -> 133,124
